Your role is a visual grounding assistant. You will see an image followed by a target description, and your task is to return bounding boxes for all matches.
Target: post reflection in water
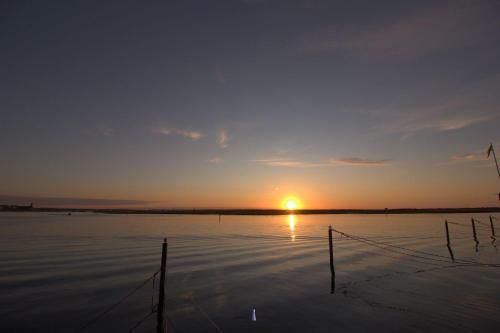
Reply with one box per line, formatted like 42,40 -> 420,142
288,214 -> 296,241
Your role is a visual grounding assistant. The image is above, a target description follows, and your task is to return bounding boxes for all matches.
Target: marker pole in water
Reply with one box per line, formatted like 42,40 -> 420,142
445,220 -> 451,246
445,220 -> 454,262
328,226 -> 335,294
472,218 -> 479,252
157,238 -> 168,333
490,216 -> 496,237
471,218 -> 478,243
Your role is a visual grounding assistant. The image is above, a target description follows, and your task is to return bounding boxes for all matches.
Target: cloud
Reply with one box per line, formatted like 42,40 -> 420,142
431,117 -> 491,132
207,157 -> 223,164
218,130 -> 230,148
390,115 -> 492,136
438,143 -> 499,166
97,125 -> 115,136
252,157 -> 391,168
331,158 -> 391,167
297,1 -> 499,58
378,74 -> 500,137
0,195 -> 151,207
152,127 -> 203,141
450,153 -> 487,162
252,158 -> 330,168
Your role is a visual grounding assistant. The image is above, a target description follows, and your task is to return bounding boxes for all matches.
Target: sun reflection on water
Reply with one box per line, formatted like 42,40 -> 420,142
288,214 -> 296,241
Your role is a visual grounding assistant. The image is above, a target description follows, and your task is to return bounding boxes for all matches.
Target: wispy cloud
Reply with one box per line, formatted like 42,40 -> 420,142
450,153 -> 487,162
297,2 -> 499,58
218,130 -> 230,148
152,127 -> 203,141
438,143 -> 499,166
389,115 -> 492,137
206,157 -> 223,164
94,125 -> 115,136
378,74 -> 500,137
0,195 -> 151,207
87,125 -> 115,137
251,158 -> 330,168
331,158 -> 391,167
252,157 -> 391,168
432,117 -> 491,132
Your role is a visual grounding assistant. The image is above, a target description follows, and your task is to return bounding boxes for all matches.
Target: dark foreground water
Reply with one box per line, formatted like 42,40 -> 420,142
1,212 -> 500,332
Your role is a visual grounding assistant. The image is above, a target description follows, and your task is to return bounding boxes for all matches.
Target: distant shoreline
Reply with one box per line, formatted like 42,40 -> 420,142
1,207 -> 500,215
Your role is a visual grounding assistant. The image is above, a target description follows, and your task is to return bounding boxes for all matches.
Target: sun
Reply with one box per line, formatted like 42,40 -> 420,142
282,196 -> 301,210
286,200 -> 297,210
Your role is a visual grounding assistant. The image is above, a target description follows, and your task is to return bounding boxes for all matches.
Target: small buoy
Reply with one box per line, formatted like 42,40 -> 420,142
251,308 -> 256,321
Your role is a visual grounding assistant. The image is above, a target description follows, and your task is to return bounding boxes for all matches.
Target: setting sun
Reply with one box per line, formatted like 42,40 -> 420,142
286,200 -> 297,210
282,197 -> 302,210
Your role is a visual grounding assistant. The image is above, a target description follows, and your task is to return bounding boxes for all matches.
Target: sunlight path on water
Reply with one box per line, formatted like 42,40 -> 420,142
1,212 -> 500,332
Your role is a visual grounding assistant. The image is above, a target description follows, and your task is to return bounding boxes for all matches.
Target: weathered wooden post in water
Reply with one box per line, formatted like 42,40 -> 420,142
445,220 -> 451,246
328,226 -> 335,294
471,218 -> 478,243
490,216 -> 496,237
445,220 -> 455,262
471,218 -> 479,252
157,238 -> 168,333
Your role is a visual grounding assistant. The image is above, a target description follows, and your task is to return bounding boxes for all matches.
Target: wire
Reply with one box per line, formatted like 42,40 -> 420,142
331,229 -> 453,265
189,296 -> 224,333
333,242 -> 443,267
330,227 -> 500,268
75,269 -> 160,333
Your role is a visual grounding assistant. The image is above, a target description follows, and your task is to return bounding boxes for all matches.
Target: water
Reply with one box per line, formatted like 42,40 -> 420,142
1,212 -> 500,332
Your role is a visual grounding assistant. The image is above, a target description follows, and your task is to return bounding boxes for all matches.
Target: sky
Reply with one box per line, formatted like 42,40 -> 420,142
1,0 -> 500,209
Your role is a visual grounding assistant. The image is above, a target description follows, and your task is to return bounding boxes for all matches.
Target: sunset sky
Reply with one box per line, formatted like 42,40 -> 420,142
1,0 -> 500,209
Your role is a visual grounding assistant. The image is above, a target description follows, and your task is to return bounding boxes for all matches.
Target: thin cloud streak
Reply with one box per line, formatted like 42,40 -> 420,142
207,157 -> 223,164
377,74 -> 500,137
252,157 -> 391,168
331,158 -> 392,167
152,127 -> 203,141
437,142 -> 500,166
0,195 -> 152,207
251,158 -> 331,168
218,130 -> 230,148
96,125 -> 115,136
449,153 -> 488,163
392,115 -> 492,137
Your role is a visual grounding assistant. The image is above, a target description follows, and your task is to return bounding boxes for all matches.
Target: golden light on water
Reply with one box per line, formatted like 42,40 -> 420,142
288,214 -> 296,241
288,214 -> 295,231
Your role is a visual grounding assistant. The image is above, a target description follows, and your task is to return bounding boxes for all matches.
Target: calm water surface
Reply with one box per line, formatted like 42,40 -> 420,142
1,212 -> 500,332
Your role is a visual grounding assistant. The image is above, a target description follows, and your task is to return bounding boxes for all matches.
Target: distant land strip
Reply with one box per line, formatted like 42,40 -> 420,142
1,206 -> 500,215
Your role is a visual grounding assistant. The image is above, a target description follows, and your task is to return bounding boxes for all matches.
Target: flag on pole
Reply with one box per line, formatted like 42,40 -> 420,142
487,143 -> 494,158
487,143 -> 500,180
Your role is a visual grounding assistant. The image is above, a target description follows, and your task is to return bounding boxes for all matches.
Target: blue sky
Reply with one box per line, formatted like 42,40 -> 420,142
1,0 -> 500,208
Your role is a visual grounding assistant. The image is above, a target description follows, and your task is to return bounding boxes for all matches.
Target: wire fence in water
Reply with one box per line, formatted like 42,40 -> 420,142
70,216 -> 499,332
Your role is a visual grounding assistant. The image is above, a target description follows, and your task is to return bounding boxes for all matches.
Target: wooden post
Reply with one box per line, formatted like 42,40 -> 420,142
490,216 -> 496,237
328,226 -> 335,294
445,220 -> 455,262
157,238 -> 168,333
445,220 -> 451,246
471,218 -> 478,243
